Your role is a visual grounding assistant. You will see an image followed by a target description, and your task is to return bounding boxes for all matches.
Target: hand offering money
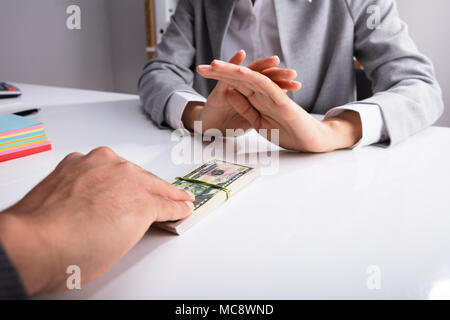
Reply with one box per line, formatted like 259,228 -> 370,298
155,160 -> 260,234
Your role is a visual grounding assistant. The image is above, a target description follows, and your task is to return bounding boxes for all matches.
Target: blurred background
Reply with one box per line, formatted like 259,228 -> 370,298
0,0 -> 448,126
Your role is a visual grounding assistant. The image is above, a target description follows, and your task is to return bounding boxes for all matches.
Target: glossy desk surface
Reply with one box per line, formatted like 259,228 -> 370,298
0,85 -> 449,300
0,83 -> 136,115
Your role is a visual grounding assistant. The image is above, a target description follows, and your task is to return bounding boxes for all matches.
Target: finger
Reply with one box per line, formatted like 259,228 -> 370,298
200,64 -> 299,98
226,89 -> 261,128
138,168 -> 196,202
149,194 -> 194,222
198,64 -> 262,93
247,56 -> 280,72
197,50 -> 246,91
198,65 -> 257,96
229,49 -> 246,65
214,50 -> 247,91
262,68 -> 298,82
206,61 -> 285,101
273,80 -> 302,92
201,71 -> 267,100
215,60 -> 286,97
197,50 -> 245,83
112,159 -> 196,202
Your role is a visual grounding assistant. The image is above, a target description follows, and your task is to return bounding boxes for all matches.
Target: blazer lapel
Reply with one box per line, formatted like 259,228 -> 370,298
204,0 -> 237,59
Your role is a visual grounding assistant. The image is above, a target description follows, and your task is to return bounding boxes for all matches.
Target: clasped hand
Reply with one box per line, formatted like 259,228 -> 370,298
193,51 -> 362,152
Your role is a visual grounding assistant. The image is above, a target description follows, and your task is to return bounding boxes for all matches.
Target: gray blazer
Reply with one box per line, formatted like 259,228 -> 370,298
138,0 -> 444,146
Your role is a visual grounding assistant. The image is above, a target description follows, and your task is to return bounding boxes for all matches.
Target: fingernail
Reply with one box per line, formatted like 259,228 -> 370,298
185,190 -> 195,200
185,201 -> 195,210
197,65 -> 210,70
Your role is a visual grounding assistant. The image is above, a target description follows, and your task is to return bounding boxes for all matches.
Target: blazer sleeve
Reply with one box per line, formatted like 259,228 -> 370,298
138,0 -> 200,127
345,0 -> 444,146
0,243 -> 28,300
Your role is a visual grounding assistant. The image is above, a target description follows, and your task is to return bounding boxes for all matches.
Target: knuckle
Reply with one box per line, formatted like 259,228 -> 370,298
154,198 -> 192,222
211,60 -> 219,69
64,152 -> 83,162
242,106 -> 254,117
238,67 -> 247,75
57,152 -> 84,170
162,201 -> 178,221
170,201 -> 190,219
118,160 -> 138,174
147,170 -> 165,185
90,146 -> 116,159
165,182 -> 179,194
262,76 -> 272,86
178,202 -> 192,218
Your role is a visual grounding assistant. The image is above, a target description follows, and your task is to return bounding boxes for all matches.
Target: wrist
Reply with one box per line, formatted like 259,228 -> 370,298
0,211 -> 56,295
181,102 -> 204,131
322,111 -> 363,150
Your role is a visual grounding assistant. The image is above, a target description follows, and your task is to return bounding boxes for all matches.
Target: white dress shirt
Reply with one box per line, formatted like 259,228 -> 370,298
165,0 -> 387,148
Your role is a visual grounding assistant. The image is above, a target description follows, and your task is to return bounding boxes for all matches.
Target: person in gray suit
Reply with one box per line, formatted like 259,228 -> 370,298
139,0 -> 444,152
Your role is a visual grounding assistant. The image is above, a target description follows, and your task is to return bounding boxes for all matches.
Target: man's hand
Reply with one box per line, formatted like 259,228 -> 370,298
182,50 -> 301,133
0,147 -> 195,295
197,60 -> 362,152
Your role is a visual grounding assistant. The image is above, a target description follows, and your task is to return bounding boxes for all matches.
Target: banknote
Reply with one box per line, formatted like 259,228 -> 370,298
172,160 -> 254,211
154,159 -> 259,234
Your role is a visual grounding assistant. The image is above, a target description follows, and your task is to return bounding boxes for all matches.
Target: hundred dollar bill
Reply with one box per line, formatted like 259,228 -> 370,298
154,160 -> 260,234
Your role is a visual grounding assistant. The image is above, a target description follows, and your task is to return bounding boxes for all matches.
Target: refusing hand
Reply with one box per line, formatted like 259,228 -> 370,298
197,60 -> 362,152
182,50 -> 301,134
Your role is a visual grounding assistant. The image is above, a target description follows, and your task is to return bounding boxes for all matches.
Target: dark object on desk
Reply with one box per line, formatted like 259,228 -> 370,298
14,109 -> 40,117
0,82 -> 22,98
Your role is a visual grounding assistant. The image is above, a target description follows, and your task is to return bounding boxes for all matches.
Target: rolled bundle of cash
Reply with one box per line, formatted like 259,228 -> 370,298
155,159 -> 260,234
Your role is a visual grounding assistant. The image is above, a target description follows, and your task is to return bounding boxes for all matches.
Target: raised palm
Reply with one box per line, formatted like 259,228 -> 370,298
195,50 -> 301,135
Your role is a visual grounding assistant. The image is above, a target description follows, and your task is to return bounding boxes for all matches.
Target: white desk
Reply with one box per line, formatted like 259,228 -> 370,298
0,83 -> 136,115
1,85 -> 450,300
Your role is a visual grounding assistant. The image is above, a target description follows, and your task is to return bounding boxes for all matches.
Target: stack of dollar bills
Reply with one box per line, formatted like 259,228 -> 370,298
155,159 -> 260,234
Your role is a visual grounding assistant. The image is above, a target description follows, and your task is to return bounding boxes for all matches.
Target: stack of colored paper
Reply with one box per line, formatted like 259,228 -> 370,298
0,114 -> 52,163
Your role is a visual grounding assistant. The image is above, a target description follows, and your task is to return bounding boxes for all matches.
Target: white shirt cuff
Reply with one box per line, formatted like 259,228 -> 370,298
165,91 -> 207,129
324,104 -> 388,149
